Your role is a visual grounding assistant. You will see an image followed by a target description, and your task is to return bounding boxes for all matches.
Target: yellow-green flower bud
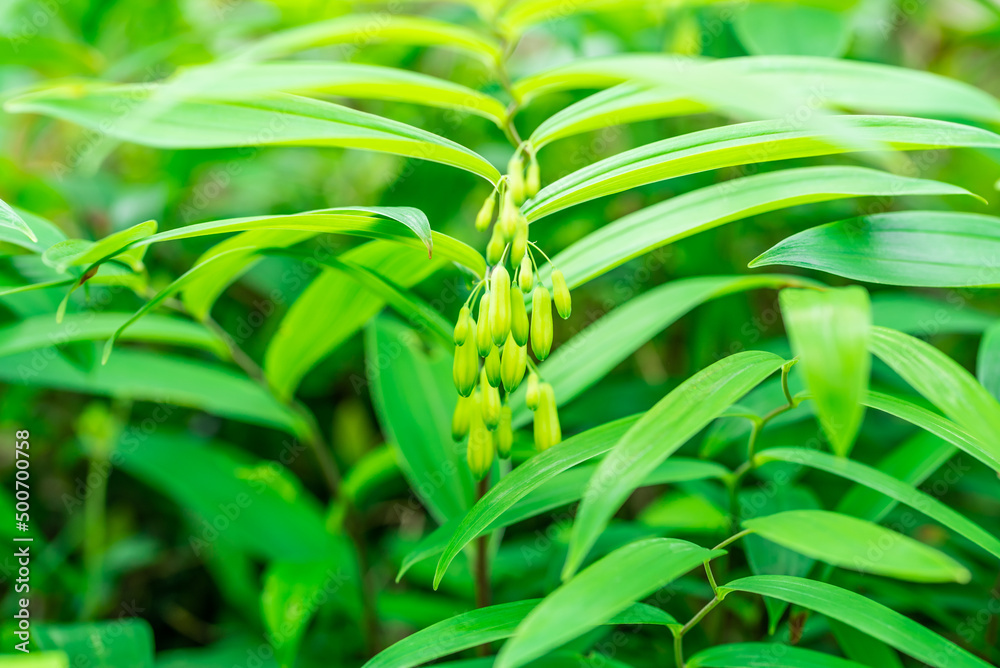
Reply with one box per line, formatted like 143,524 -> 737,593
485,345 -> 501,387
508,153 -> 525,205
475,190 -> 496,231
530,285 -> 553,361
498,405 -> 513,459
501,333 -> 527,392
526,156 -> 540,197
452,394 -> 473,441
481,370 -> 501,431
467,392 -> 493,480
486,226 -> 504,265
476,293 -> 493,357
510,285 -> 529,347
552,269 -> 572,319
519,253 -> 534,292
490,265 -> 511,346
533,382 -> 561,451
499,190 -> 517,240
525,372 -> 540,411
454,305 -> 471,345
511,217 -> 527,266
452,337 -> 478,397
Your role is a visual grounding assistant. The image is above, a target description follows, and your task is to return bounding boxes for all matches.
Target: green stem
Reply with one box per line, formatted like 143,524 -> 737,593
80,455 -> 108,620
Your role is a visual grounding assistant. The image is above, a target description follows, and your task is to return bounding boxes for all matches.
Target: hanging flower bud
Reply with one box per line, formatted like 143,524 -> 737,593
530,285 -> 553,361
499,189 -> 518,240
467,392 -> 493,480
485,345 -> 501,387
508,153 -> 525,205
525,372 -> 540,411
552,269 -> 572,319
519,253 -> 534,292
511,217 -> 528,266
475,190 -> 496,231
497,405 -> 513,459
454,305 -> 471,345
489,265 -> 511,346
501,333 -> 527,392
452,395 -> 473,441
510,285 -> 529,347
452,336 -> 478,397
486,226 -> 504,265
476,293 -> 494,357
480,370 -> 501,431
533,383 -> 561,451
526,154 -> 540,198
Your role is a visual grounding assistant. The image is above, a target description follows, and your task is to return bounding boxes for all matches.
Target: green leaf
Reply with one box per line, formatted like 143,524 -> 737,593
511,275 -> 818,422
0,197 -> 38,243
872,293 -> 997,335
869,326 -> 1000,448
734,4 -> 852,57
168,61 -> 507,125
117,431 -> 338,562
239,14 -> 502,63
0,206 -> 66,253
6,87 -> 500,184
718,576 -> 992,668
522,116 -> 999,221
433,416 -> 637,586
35,619 -> 154,667
742,509 -> 971,582
977,321 -> 1000,400
265,241 -> 458,400
361,599 -> 676,668
366,317 -> 476,524
530,56 -> 1000,147
754,447 -> 1000,562
687,642 -> 870,668
563,351 -> 786,578
496,539 -> 718,668
864,390 -> 1000,473
409,456 -> 727,581
0,312 -> 228,359
0,653 -> 70,667
0,349 -> 306,436
751,211 -> 1000,286
829,618 -> 905,668
42,220 -> 157,273
548,166 -> 974,289
779,286 -> 871,455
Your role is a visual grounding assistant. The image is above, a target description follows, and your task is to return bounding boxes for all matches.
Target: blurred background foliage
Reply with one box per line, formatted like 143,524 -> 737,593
1,0 -> 999,665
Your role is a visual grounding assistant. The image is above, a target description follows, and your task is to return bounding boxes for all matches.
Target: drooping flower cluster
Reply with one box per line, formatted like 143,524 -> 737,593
452,148 -> 572,479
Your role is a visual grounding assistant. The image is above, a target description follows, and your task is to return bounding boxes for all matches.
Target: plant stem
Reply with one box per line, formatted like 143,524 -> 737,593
475,476 -> 492,655
80,454 -> 108,620
714,529 -> 753,552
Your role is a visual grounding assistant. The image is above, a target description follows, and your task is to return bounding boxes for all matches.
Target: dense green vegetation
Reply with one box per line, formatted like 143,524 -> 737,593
1,0 -> 1000,666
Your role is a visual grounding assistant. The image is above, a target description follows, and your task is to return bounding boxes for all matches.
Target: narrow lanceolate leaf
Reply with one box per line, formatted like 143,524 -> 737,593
0,312 -> 228,359
743,509 -> 971,583
977,322 -> 1000,400
0,197 -> 38,243
530,55 -> 1000,146
511,275 -> 819,425
779,287 -> 871,456
548,166 -> 974,289
367,317 -> 475,524
6,87 -> 500,184
752,212 -> 1000,286
42,220 -> 157,273
863,391 -> 1000,473
361,599 -> 676,668
687,642 -> 870,668
563,351 -> 786,579
168,62 -> 506,125
0,207 -> 66,253
870,326 -> 1000,448
433,416 -> 638,586
755,447 -> 1000,561
521,116 -> 1000,221
237,14 -> 503,63
496,539 -> 719,668
410,456 -> 726,581
719,576 -> 993,668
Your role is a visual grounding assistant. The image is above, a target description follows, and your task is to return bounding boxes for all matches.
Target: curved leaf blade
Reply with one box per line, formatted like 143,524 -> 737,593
688,642 -> 870,668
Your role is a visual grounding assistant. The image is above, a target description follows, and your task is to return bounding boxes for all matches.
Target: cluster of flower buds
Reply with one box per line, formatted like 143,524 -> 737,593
453,147 -> 571,479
